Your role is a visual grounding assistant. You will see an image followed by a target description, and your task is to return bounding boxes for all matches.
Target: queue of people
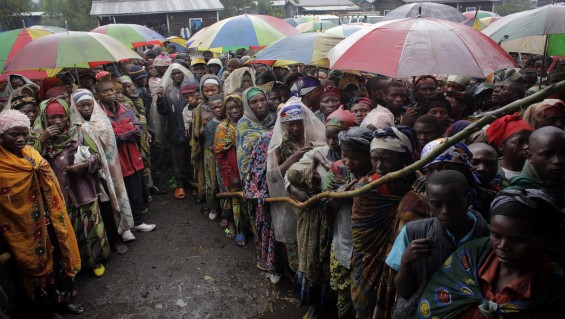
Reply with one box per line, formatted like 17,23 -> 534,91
0,47 -> 565,319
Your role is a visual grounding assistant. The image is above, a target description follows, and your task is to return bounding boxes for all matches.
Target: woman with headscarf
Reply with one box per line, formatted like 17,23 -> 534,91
350,126 -> 418,318
224,67 -> 256,95
416,188 -> 565,318
9,94 -> 39,124
286,105 -> 357,318
237,87 -> 277,265
0,74 -> 36,106
266,98 -> 326,283
33,98 -> 110,276
315,85 -> 341,123
69,89 -> 135,251
190,74 -> 220,204
325,127 -> 374,319
0,110 -> 82,317
522,99 -> 565,130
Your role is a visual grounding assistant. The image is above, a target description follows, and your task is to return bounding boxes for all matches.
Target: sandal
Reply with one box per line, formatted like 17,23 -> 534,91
234,233 -> 246,247
174,187 -> 186,200
224,228 -> 235,239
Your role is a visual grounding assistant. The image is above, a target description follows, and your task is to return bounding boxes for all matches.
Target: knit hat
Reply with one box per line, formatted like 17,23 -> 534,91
181,82 -> 198,94
129,65 -> 148,81
153,53 -> 172,67
0,109 -> 30,134
207,58 -> 223,68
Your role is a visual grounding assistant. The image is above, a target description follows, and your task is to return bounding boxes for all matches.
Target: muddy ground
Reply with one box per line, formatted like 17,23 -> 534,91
68,190 -> 308,319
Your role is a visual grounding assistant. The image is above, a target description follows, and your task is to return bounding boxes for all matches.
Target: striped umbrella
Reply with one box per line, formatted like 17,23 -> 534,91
284,18 -> 298,27
324,24 -> 365,37
246,32 -> 344,68
479,16 -> 501,27
4,31 -> 142,71
28,25 -> 68,33
463,17 -> 487,31
0,28 -> 59,80
296,21 -> 338,33
165,36 -> 187,53
91,23 -> 166,48
187,14 -> 299,52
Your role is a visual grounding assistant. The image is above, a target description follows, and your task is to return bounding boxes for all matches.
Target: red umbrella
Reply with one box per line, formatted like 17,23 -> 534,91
328,17 -> 518,78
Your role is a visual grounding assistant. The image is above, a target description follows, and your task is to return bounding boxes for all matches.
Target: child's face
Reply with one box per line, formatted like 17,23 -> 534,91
182,92 -> 198,106
210,100 -> 226,120
427,183 -> 470,231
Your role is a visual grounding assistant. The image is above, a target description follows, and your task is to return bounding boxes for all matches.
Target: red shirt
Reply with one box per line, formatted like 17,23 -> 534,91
101,101 -> 144,177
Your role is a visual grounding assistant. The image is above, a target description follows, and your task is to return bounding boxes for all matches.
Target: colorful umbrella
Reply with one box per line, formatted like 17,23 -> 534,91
500,34 -> 565,56
324,24 -> 365,37
482,4 -> 565,43
4,31 -> 142,72
246,32 -> 344,68
28,25 -> 68,33
295,16 -> 320,24
327,18 -> 517,78
479,16 -> 501,27
165,36 -> 187,53
91,23 -> 166,48
463,17 -> 487,31
384,3 -> 466,22
284,18 -> 298,27
296,21 -> 338,33
463,10 -> 498,20
187,14 -> 299,52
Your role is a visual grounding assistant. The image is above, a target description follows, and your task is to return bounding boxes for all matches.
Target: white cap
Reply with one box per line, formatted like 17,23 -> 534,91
207,58 -> 223,68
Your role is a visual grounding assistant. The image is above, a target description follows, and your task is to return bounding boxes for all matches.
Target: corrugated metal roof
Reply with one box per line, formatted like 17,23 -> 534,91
288,0 -> 357,6
90,0 -> 224,16
272,1 -> 286,6
302,5 -> 360,11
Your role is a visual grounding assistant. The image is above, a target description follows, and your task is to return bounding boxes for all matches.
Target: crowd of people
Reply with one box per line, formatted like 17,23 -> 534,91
0,43 -> 565,319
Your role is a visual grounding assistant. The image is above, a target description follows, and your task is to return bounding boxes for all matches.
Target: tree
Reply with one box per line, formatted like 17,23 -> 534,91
42,0 -> 96,31
494,0 -> 531,16
219,0 -> 254,18
0,0 -> 33,30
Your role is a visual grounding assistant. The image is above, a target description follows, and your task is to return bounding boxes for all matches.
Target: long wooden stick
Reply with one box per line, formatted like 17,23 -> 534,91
216,80 -> 565,208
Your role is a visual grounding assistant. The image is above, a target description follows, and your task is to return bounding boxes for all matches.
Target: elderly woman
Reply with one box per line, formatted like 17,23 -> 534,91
33,98 -> 110,276
350,126 -> 419,318
70,89 -> 135,252
416,189 -> 565,318
0,110 -> 82,317
266,98 -> 326,281
522,99 -> 565,130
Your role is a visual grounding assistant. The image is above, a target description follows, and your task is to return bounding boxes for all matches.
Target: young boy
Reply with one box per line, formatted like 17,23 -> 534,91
385,170 -> 489,319
413,115 -> 443,158
204,94 -> 225,220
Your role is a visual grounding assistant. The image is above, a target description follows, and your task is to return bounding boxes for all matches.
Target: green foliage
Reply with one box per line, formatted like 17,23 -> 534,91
43,0 -> 96,31
494,0 -> 531,16
220,0 -> 283,18
0,0 -> 32,30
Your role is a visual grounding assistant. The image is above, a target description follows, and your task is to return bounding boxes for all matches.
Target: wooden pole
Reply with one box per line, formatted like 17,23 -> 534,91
216,80 -> 565,208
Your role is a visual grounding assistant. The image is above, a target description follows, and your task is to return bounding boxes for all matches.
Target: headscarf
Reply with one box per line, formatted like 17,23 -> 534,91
360,105 -> 394,129
10,94 -> 36,110
38,77 -> 65,101
325,105 -> 357,130
34,98 -> 75,157
446,75 -> 471,89
486,113 -> 532,148
522,99 -> 565,129
160,63 -> 195,90
1,74 -> 36,101
72,89 -> 94,104
153,53 -> 172,67
338,126 -> 373,154
490,188 -> 560,231
198,74 -> 221,102
225,93 -> 243,105
46,86 -> 68,99
242,87 -> 274,125
5,83 -> 39,111
371,126 -> 415,154
0,109 -> 30,134
421,138 -> 472,169
317,84 -> 341,104
291,76 -> 321,97
349,97 -> 375,110
224,67 -> 256,95
445,120 -> 472,137
279,102 -> 304,123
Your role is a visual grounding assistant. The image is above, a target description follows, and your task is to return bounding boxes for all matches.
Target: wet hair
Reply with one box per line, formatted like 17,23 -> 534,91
427,170 -> 470,195
414,114 -> 442,133
255,72 -> 276,85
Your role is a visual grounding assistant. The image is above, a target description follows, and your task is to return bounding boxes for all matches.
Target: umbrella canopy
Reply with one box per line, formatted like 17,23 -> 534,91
284,18 -> 298,27
91,23 -> 166,48
324,24 -> 365,37
28,25 -> 68,33
482,5 -> 565,43
165,36 -> 187,53
479,16 -> 501,27
296,21 -> 338,33
296,16 -> 320,24
463,10 -> 498,20
327,18 -> 517,78
187,14 -> 299,52
246,32 -> 344,68
4,31 -> 142,72
500,34 -> 565,56
463,17 -> 487,31
383,3 -> 465,22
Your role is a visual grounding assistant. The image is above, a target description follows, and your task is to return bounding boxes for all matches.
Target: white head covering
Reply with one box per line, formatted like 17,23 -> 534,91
160,63 -> 195,89
224,67 -> 256,95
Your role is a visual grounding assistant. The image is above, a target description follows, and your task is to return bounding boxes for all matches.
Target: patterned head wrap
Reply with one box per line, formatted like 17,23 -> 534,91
349,97 -> 375,110
486,113 -> 532,148
0,109 -> 30,134
245,87 -> 264,101
325,106 -> 357,130
280,102 -> 304,123
72,89 -> 94,105
224,93 -> 243,105
291,76 -> 321,97
338,126 -> 373,154
371,126 -> 415,154
317,84 -> 340,102
421,138 -> 472,169
522,99 -> 565,129
10,95 -> 36,110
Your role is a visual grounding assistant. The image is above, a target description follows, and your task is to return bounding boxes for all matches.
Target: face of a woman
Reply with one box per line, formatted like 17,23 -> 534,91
371,148 -> 403,176
1,126 -> 29,155
427,107 -> 450,126
350,103 -> 371,124
226,100 -> 243,122
319,95 -> 340,117
18,104 -> 38,124
341,148 -> 372,177
123,83 -> 136,97
202,83 -> 220,99
76,100 -> 94,121
47,112 -> 68,132
283,120 -> 304,141
325,126 -> 342,153
241,74 -> 253,90
248,93 -> 268,120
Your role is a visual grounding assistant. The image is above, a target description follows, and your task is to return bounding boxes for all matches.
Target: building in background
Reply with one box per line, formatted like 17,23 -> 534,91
284,0 -> 359,18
